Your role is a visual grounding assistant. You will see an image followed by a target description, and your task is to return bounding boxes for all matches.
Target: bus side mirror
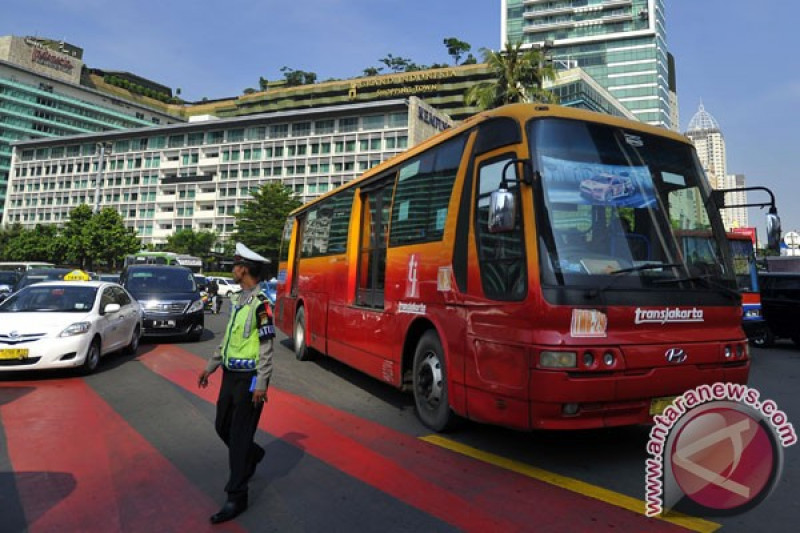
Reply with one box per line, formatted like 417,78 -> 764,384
766,212 -> 782,252
488,189 -> 516,233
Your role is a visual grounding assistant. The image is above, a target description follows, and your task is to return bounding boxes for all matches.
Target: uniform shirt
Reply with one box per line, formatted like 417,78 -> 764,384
205,284 -> 274,391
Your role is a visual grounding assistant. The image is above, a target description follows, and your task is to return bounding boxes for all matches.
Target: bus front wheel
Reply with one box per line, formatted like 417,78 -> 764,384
294,306 -> 313,361
413,331 -> 454,431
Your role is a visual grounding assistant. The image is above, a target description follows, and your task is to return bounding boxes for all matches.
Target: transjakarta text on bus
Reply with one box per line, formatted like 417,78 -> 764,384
273,103 -> 782,432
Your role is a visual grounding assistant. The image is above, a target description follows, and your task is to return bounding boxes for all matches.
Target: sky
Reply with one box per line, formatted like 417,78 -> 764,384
2,0 -> 799,241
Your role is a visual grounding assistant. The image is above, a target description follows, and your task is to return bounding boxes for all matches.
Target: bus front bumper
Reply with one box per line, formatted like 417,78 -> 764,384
527,361 -> 750,430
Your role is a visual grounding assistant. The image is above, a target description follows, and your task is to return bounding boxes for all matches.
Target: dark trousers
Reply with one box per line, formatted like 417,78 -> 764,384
215,369 -> 265,501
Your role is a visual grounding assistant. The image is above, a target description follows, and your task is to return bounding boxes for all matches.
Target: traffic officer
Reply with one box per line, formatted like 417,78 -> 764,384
198,242 -> 274,524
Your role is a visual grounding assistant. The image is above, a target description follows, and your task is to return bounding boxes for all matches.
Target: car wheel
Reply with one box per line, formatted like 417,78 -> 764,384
187,326 -> 204,342
81,338 -> 101,375
124,325 -> 141,355
294,306 -> 313,361
413,331 -> 455,432
750,326 -> 775,348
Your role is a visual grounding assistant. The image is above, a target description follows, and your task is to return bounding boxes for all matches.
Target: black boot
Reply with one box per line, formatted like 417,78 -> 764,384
210,496 -> 247,524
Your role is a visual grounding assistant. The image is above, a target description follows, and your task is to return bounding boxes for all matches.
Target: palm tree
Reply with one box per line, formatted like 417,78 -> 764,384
465,42 -> 558,110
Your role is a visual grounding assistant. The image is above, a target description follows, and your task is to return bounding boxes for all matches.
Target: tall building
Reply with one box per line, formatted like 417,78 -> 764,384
4,98 -> 451,247
0,35 -> 183,220
685,103 -> 748,229
725,173 -> 749,229
502,0 -> 673,127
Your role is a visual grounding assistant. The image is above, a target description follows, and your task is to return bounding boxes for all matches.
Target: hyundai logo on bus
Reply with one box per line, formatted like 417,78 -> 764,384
665,348 -> 687,364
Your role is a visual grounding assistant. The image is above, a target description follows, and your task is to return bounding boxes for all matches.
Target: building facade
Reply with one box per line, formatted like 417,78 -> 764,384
184,64 -> 636,124
0,35 -> 183,220
685,103 -> 748,230
502,0 -> 673,127
4,98 -> 451,246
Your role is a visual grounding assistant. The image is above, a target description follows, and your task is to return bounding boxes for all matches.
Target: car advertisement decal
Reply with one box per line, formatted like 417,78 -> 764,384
540,155 -> 658,208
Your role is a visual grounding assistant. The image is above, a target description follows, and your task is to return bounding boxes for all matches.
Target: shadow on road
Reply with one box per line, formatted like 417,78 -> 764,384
0,471 -> 76,531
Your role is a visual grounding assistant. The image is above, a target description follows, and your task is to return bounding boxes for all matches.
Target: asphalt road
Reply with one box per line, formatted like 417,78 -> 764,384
1,309 -> 798,532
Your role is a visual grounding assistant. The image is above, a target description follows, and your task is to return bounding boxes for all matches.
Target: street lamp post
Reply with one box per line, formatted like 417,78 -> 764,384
537,39 -> 555,91
93,142 -> 112,214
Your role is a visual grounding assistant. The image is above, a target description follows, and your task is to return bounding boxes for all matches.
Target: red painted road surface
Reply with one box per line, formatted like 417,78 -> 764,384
0,344 -> 689,532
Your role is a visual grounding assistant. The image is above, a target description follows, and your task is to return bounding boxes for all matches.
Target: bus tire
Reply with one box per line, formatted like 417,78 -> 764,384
294,306 -> 313,361
413,330 -> 454,432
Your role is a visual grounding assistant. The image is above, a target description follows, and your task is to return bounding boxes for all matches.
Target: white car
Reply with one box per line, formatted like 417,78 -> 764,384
208,276 -> 240,297
0,281 -> 143,374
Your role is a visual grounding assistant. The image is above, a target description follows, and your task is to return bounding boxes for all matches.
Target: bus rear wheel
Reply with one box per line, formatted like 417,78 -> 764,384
413,331 -> 454,432
294,306 -> 313,361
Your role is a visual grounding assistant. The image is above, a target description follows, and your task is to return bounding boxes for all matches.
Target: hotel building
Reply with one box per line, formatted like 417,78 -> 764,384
0,35 -> 183,220
4,98 -> 451,246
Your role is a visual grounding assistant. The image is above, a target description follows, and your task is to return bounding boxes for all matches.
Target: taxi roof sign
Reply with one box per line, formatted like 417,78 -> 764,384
63,269 -> 91,281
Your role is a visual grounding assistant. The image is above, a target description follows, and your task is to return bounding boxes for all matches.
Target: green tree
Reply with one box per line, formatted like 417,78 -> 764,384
62,204 -> 94,269
86,208 -> 140,271
6,225 -> 60,262
0,223 -> 23,259
465,42 -> 558,110
166,228 -> 218,258
362,67 -> 382,77
443,37 -> 471,65
280,67 -> 317,86
379,54 -> 412,73
233,183 -> 301,276
258,76 -> 268,91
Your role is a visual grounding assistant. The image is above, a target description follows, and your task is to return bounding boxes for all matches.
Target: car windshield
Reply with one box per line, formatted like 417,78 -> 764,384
127,269 -> 196,293
0,285 -> 98,312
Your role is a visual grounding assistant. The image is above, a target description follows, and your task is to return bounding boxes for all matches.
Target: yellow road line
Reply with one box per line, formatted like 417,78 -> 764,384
420,434 -> 721,533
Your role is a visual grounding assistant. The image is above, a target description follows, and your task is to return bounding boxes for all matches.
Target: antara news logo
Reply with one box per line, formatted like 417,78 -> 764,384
645,383 -> 796,517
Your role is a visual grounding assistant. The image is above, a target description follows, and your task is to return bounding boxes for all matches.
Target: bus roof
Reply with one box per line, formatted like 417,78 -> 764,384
287,103 -> 693,218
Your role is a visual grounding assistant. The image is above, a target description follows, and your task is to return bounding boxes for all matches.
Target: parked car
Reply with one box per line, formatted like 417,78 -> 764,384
14,268 -> 74,292
120,265 -> 204,341
208,276 -> 241,297
757,272 -> 800,347
0,281 -> 143,374
0,270 -> 21,303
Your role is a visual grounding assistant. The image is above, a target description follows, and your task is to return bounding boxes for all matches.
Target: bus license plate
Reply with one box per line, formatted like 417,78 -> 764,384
650,396 -> 677,416
153,320 -> 176,328
0,348 -> 29,360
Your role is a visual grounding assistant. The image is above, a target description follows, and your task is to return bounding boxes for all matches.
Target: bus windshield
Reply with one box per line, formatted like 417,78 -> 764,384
728,235 -> 758,293
529,118 -> 734,295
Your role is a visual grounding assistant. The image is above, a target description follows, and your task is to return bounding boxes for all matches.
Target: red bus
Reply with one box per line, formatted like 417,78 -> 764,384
275,103 -> 781,431
678,231 -> 768,345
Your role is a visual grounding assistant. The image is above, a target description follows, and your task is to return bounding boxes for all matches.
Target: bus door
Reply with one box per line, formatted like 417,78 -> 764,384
461,119 -> 532,428
336,175 -> 398,381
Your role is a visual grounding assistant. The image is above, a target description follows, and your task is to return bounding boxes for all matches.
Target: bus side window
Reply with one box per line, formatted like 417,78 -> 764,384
475,156 -> 526,301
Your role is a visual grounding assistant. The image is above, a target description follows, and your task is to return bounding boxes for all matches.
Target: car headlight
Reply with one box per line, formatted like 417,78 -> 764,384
187,299 -> 204,313
59,322 -> 91,337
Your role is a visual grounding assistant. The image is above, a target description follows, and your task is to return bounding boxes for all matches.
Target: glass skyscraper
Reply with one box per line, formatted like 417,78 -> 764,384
502,0 -> 672,127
